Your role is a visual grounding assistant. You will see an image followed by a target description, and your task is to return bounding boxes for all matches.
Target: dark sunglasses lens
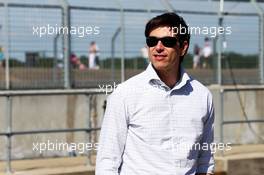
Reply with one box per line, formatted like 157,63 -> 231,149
161,37 -> 177,47
146,37 -> 177,47
146,37 -> 158,47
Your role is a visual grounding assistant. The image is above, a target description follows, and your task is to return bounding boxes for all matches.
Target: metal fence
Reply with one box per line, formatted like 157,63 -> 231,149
0,1 -> 263,89
0,89 -> 104,173
219,86 -> 264,146
0,87 -> 263,173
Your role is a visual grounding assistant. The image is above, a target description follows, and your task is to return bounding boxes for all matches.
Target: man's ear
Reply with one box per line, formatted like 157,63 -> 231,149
180,41 -> 189,57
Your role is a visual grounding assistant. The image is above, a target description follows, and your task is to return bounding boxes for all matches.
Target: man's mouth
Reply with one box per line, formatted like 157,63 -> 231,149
153,54 -> 167,61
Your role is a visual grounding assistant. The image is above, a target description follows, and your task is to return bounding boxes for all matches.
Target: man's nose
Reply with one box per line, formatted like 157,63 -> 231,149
155,41 -> 164,51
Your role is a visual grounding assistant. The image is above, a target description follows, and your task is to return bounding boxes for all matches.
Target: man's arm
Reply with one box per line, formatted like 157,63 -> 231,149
95,91 -> 128,175
196,93 -> 215,174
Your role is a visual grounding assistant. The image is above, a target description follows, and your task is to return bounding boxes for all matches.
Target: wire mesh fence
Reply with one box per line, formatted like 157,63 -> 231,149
0,1 -> 263,89
0,4 -> 64,89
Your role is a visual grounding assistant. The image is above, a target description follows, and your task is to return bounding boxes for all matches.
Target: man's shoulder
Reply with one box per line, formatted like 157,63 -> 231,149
188,78 -> 214,112
189,78 -> 212,97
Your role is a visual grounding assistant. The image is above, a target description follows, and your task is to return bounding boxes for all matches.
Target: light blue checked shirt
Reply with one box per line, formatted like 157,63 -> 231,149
96,64 -> 215,175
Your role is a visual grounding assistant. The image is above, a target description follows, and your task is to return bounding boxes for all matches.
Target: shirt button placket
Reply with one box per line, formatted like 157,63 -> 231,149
166,90 -> 175,172
169,90 -> 180,173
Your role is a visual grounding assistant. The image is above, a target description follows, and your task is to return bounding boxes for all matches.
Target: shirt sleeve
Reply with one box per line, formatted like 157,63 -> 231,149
196,92 -> 215,174
95,90 -> 129,175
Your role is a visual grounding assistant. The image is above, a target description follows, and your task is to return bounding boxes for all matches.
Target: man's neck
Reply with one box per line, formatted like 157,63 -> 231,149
155,66 -> 181,89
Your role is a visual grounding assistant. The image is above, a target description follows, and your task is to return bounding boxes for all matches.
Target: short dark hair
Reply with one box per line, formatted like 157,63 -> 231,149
145,13 -> 190,61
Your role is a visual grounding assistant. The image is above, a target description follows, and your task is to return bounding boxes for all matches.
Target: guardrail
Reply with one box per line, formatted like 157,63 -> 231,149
1,86 -> 264,173
0,89 -> 104,173
219,86 -> 264,148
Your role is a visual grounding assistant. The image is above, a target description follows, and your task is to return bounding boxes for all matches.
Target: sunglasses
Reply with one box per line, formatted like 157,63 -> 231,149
146,36 -> 177,48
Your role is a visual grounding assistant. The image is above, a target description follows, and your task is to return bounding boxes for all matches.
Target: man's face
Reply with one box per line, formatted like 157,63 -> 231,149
148,26 -> 187,72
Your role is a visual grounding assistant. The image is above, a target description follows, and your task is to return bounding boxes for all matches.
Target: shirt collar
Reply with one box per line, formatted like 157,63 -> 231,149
145,63 -> 191,91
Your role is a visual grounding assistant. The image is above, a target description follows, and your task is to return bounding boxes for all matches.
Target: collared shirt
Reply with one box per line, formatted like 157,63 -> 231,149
96,64 -> 215,175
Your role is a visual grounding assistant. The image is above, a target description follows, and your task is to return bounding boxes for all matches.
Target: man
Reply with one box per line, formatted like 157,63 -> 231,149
193,44 -> 201,69
96,13 -> 214,175
88,41 -> 100,69
202,37 -> 212,69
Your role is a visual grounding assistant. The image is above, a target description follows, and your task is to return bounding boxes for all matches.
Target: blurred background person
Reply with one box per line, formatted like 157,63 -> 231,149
193,44 -> 201,69
70,53 -> 86,70
89,41 -> 100,69
202,37 -> 212,69
140,44 -> 149,68
70,53 -> 79,69
0,46 -> 4,68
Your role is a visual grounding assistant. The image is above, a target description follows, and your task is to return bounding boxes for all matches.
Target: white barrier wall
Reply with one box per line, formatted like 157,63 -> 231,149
0,86 -> 263,160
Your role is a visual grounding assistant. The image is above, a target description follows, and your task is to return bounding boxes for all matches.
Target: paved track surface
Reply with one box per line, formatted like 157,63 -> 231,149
0,145 -> 263,175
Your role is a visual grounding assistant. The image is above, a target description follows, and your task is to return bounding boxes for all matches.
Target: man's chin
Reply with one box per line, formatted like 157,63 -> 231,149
152,62 -> 168,71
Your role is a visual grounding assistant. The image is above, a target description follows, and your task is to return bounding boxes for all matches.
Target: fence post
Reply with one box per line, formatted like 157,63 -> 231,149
115,0 -> 125,82
53,33 -> 60,83
6,96 -> 12,173
220,89 -> 224,156
111,27 -> 121,82
259,14 -> 264,84
61,1 -> 71,88
217,0 -> 224,85
251,0 -> 264,84
86,94 -> 92,165
4,0 -> 10,90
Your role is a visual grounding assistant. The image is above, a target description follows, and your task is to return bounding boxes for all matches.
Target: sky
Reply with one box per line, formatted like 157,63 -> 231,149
0,0 -> 263,61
